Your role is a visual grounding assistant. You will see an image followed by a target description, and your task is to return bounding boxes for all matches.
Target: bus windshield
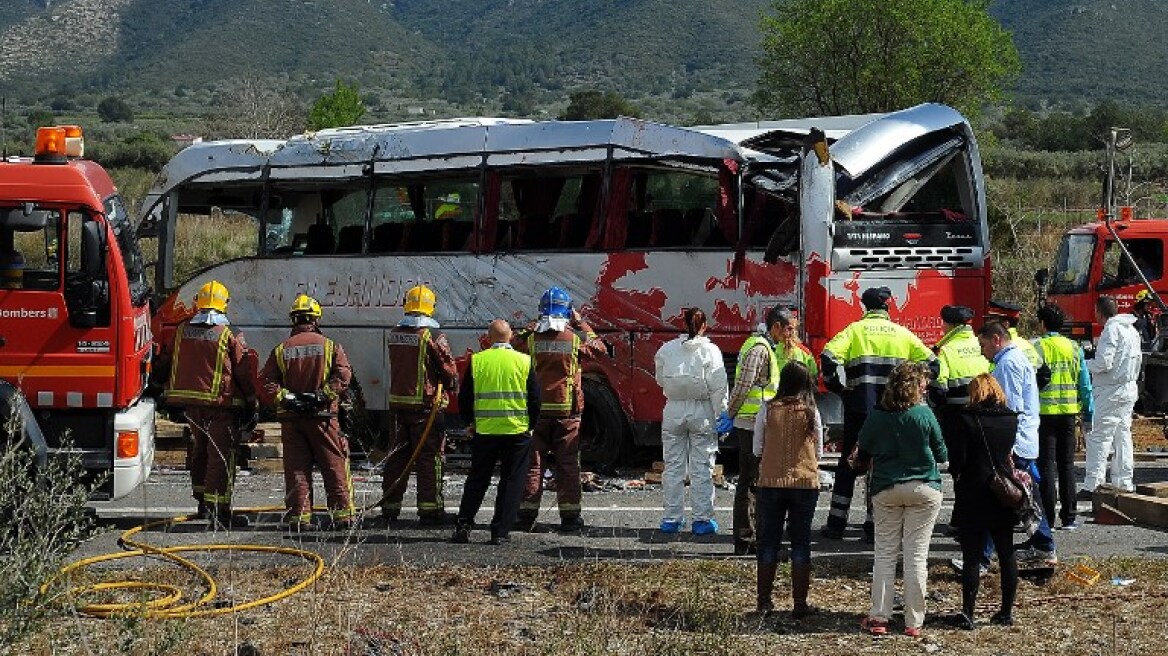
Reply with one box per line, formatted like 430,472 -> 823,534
1049,233 -> 1095,294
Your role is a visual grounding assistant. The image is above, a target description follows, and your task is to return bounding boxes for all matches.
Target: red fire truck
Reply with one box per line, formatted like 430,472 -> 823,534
1039,127 -> 1168,411
0,126 -> 155,499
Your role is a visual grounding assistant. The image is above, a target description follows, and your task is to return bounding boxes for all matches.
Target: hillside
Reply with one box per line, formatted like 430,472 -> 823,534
0,0 -> 1165,111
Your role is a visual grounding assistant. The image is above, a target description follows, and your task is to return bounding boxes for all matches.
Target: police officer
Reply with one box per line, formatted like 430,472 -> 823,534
513,287 -> 607,532
930,305 -> 990,410
259,295 -> 355,531
381,285 -> 458,525
722,306 -> 786,553
929,305 -> 989,536
451,320 -> 541,545
1033,303 -> 1093,530
165,280 -> 258,529
820,287 -> 936,541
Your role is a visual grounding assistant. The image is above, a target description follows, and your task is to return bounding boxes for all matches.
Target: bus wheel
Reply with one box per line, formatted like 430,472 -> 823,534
580,379 -> 626,472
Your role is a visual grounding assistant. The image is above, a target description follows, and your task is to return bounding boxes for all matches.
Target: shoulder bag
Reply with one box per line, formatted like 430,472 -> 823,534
974,414 -> 1027,512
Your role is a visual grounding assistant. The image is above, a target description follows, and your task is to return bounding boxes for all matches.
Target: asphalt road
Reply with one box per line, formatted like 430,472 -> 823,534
79,458 -> 1168,569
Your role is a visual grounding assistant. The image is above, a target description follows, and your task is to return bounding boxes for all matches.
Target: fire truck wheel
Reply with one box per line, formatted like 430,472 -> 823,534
580,379 -> 626,471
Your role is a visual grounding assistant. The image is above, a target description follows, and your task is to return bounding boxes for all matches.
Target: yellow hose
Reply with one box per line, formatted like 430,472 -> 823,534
46,506 -> 327,619
49,386 -> 448,618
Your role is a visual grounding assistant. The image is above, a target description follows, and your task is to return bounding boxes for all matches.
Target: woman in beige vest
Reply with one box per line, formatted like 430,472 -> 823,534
752,361 -> 822,618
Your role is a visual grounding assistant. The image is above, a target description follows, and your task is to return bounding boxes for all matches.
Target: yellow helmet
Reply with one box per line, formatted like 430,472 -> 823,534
289,294 -> 322,319
404,285 -> 436,316
194,280 -> 230,313
1136,289 -> 1152,304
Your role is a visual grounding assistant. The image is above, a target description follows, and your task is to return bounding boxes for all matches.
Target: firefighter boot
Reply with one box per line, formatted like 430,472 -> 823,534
558,515 -> 585,533
756,562 -> 778,614
513,512 -> 538,532
209,506 -> 250,530
194,499 -> 209,520
450,520 -> 472,544
791,564 -> 818,619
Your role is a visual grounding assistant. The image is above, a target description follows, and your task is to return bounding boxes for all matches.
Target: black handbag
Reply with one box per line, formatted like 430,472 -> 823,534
974,415 -> 1027,512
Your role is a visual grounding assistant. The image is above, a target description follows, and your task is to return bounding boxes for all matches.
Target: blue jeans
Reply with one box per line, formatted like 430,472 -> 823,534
981,456 -> 1055,565
756,487 -> 819,565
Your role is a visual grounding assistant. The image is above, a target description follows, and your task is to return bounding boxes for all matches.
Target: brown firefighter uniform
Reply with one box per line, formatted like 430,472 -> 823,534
514,322 -> 606,523
259,324 -> 355,524
166,320 -> 258,512
382,326 -> 458,521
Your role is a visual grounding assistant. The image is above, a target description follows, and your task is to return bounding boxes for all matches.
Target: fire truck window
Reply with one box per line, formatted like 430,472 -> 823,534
1049,233 -> 1094,294
1099,238 -> 1164,290
7,209 -> 60,290
105,195 -> 150,306
64,211 -> 111,327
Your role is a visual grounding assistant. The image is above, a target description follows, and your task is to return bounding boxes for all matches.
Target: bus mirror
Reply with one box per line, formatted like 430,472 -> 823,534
1034,268 -> 1049,287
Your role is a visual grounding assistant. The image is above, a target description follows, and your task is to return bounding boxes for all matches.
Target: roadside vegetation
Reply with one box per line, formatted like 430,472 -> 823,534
10,556 -> 1168,654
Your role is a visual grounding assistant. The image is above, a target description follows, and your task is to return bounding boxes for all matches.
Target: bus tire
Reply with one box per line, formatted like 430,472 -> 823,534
580,379 -> 626,472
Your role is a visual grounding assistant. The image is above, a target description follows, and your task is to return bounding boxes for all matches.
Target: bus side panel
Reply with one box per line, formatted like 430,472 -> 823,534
822,269 -> 987,347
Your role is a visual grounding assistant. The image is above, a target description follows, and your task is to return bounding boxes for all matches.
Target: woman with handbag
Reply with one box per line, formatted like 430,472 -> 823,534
944,373 -> 1021,629
752,361 -> 822,617
857,362 -> 947,637
653,307 -> 729,535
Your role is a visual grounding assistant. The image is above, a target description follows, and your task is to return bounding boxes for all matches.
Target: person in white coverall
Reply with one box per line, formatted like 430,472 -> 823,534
654,307 -> 729,535
1083,296 -> 1143,493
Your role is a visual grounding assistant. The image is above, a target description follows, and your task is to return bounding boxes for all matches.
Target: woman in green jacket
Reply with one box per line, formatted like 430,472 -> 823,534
857,362 -> 947,638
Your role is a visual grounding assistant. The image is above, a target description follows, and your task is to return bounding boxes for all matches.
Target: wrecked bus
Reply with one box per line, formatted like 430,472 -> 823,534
136,103 -> 989,465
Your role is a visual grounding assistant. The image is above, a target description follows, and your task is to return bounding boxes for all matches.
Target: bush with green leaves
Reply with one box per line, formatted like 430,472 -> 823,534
0,399 -> 99,648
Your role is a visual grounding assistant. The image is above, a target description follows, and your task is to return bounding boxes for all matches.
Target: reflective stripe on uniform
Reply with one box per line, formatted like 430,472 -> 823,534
388,328 -> 429,407
932,325 -> 990,406
736,335 -> 779,420
471,348 -> 532,434
1037,333 -> 1082,415
168,325 -> 233,404
528,332 -> 581,415
275,336 -> 336,397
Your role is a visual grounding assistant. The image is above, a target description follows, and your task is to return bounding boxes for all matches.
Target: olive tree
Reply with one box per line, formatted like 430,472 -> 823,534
754,0 -> 1020,117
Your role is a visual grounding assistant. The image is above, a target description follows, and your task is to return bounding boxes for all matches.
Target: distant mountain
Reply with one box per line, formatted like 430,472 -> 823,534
0,0 -> 1164,110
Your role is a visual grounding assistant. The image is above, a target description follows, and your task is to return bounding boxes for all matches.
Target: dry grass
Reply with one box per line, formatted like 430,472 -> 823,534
11,556 -> 1168,655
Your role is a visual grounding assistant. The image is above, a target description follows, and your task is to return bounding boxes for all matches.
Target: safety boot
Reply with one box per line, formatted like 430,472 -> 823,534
450,520 -> 472,544
514,512 -> 538,532
756,562 -> 778,614
558,515 -> 585,532
208,507 -> 250,530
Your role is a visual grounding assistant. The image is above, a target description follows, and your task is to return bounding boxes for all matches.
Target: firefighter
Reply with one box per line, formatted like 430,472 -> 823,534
985,300 -> 1043,369
928,305 -> 989,536
513,287 -> 607,532
259,294 -> 355,530
820,287 -> 936,541
1132,289 -> 1157,350
165,280 -> 258,529
381,284 -> 458,525
1033,303 -> 1093,530
720,306 -> 787,554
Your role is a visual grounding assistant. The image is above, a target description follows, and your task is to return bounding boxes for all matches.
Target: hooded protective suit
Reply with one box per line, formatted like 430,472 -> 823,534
1084,313 -> 1142,492
654,334 -> 729,524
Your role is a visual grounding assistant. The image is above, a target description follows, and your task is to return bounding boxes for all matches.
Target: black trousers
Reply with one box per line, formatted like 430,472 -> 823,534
958,522 -> 1017,619
1038,414 -> 1077,526
457,433 -> 533,540
826,412 -> 872,535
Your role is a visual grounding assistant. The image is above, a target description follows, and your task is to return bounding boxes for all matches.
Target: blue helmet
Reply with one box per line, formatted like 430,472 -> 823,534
539,287 -> 572,318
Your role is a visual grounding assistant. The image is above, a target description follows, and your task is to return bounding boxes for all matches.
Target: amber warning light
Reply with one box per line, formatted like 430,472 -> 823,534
34,125 -> 84,162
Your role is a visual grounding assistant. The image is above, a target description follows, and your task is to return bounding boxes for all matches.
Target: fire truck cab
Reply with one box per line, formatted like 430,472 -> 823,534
0,126 -> 155,500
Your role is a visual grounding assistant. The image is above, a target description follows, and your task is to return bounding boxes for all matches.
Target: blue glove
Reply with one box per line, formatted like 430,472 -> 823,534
715,411 -> 734,435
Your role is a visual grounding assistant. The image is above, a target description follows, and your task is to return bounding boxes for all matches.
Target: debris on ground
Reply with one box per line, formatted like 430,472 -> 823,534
488,580 -> 523,598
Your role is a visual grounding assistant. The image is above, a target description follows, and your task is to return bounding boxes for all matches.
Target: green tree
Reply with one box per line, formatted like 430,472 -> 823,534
96,96 -> 134,123
307,79 -> 365,130
754,0 -> 1020,118
559,90 -> 641,120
